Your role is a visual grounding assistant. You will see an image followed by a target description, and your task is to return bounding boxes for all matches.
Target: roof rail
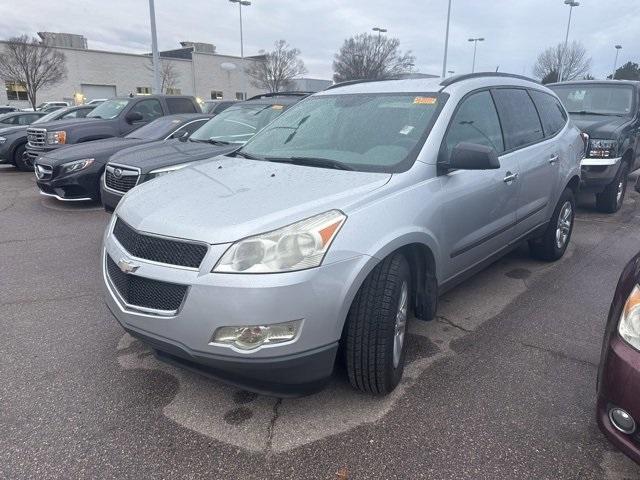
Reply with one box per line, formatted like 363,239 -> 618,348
440,72 -> 539,88
326,79 -> 386,90
246,91 -> 313,100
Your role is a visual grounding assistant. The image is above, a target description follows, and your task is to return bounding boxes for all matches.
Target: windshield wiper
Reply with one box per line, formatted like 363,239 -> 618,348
190,138 -> 231,145
265,156 -> 354,171
569,110 -> 625,117
233,150 -> 263,160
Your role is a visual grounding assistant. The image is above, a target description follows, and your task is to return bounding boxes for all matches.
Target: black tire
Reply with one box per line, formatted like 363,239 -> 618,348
345,253 -> 411,394
529,188 -> 575,262
12,144 -> 31,172
596,163 -> 629,213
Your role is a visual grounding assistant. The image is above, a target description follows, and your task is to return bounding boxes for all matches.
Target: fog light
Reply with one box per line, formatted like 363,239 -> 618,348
609,407 -> 636,434
212,320 -> 301,351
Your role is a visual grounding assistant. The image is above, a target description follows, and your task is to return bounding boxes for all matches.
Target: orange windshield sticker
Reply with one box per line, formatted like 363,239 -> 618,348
413,96 -> 437,105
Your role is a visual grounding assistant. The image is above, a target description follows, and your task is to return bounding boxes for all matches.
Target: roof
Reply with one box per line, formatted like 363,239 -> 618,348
243,92 -> 311,105
547,80 -> 640,87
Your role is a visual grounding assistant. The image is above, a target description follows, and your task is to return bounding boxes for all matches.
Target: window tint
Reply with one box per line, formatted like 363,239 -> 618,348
529,90 -> 567,137
166,97 -> 197,114
492,89 -> 543,149
130,99 -> 163,122
443,90 -> 504,160
18,114 -> 39,125
174,119 -> 208,137
1,115 -> 17,124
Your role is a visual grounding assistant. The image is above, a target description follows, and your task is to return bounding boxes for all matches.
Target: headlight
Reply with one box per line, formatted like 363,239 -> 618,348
62,158 -> 94,174
589,139 -> 617,159
619,285 -> 640,351
0,136 -> 6,144
46,130 -> 66,145
212,320 -> 302,351
213,210 -> 346,273
147,162 -> 194,180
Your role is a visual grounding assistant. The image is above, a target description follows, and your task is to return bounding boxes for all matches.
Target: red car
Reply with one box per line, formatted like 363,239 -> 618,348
597,251 -> 640,463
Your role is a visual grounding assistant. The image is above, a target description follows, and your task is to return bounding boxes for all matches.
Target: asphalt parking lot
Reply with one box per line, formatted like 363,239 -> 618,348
2,165 -> 640,480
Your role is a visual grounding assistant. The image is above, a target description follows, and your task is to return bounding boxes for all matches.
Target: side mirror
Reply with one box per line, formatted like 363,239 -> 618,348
125,111 -> 144,124
442,142 -> 500,170
177,130 -> 190,142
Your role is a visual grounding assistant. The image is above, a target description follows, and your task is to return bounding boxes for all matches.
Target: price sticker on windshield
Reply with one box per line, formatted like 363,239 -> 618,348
413,96 -> 437,105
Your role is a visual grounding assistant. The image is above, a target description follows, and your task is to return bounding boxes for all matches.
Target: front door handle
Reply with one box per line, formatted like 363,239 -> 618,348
549,154 -> 559,165
503,172 -> 518,183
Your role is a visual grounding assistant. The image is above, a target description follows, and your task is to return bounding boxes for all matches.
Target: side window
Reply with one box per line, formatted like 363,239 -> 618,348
492,89 -> 544,149
61,110 -> 79,119
166,97 -> 197,114
443,90 -> 504,161
2,116 -> 18,124
170,119 -> 207,138
529,90 -> 567,137
18,115 -> 37,125
130,99 -> 163,122
75,108 -> 92,118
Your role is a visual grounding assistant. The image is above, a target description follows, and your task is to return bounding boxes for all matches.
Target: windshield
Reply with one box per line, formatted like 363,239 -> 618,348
87,98 -> 131,119
126,116 -> 184,140
550,84 -> 634,116
240,93 -> 442,172
189,103 -> 287,144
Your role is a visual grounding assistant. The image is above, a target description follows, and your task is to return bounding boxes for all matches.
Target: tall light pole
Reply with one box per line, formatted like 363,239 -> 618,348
148,0 -> 161,94
468,37 -> 484,73
441,0 -> 453,78
612,45 -> 622,80
372,27 -> 387,40
229,0 -> 251,100
558,0 -> 580,83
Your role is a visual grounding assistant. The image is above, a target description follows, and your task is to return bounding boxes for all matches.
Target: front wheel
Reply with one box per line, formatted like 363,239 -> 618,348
12,144 -> 31,172
345,253 -> 411,394
529,188 -> 575,262
596,163 -> 629,213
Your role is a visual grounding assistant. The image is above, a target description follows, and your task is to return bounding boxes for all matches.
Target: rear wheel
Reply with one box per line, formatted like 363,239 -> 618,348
12,144 -> 31,172
596,163 -> 629,213
529,188 -> 575,261
345,253 -> 411,394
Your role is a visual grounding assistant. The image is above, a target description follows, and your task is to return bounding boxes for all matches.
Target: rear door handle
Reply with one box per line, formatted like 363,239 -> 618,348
549,154 -> 559,165
503,172 -> 518,183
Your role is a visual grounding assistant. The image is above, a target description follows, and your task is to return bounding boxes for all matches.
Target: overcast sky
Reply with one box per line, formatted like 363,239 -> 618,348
2,0 -> 639,80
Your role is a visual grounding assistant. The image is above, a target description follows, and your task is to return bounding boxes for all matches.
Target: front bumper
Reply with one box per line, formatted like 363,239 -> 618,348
103,223 -> 367,395
597,335 -> 640,464
580,157 -> 622,192
35,160 -> 104,201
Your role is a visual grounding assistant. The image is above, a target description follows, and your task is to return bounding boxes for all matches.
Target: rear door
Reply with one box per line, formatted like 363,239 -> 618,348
439,89 -> 519,280
492,88 -> 556,237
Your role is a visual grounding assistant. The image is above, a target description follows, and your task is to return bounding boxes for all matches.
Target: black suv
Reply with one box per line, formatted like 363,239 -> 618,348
100,92 -> 308,211
549,80 -> 640,213
25,95 -> 201,167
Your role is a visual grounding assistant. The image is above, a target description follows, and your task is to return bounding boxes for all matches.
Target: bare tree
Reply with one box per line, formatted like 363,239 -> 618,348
333,33 -> 415,83
0,35 -> 67,109
533,41 -> 591,84
246,40 -> 307,93
145,59 -> 181,93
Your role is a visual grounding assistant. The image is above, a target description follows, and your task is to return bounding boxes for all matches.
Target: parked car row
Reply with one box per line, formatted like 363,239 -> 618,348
5,76 -> 640,465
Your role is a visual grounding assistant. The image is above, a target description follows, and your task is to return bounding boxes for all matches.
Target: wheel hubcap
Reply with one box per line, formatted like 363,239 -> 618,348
393,281 -> 409,369
555,201 -> 573,249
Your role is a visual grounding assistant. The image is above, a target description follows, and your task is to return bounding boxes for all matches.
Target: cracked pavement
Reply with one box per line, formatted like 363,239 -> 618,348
1,165 -> 640,479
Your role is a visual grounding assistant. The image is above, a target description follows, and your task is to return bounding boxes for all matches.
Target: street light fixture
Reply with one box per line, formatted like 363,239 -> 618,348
612,45 -> 622,80
229,0 -> 251,100
558,0 -> 580,82
468,37 -> 484,73
372,27 -> 387,40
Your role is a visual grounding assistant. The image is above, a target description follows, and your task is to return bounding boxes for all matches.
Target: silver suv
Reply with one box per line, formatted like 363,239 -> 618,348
102,73 -> 583,396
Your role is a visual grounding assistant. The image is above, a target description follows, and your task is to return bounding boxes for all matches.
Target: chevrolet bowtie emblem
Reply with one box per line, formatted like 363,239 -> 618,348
117,258 -> 139,274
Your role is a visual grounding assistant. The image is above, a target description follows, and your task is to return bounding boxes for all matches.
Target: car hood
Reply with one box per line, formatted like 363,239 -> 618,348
0,125 -> 26,136
109,139 -> 239,173
39,138 -> 150,166
117,156 -> 392,244
29,117 -> 103,131
571,115 -> 632,139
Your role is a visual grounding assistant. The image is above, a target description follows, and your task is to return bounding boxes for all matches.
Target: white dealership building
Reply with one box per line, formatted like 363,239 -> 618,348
0,33 -> 332,108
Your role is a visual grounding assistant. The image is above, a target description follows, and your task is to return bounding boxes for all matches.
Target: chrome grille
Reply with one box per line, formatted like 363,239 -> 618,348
112,218 -> 208,269
105,165 -> 140,193
27,128 -> 46,148
34,163 -> 53,180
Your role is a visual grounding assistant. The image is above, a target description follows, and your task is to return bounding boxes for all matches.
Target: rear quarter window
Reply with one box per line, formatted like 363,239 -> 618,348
166,98 -> 198,114
492,88 -> 544,150
530,90 -> 567,138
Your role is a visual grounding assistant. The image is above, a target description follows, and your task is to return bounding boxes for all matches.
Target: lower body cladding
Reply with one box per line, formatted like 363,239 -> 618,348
597,335 -> 640,464
102,231 -> 367,396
